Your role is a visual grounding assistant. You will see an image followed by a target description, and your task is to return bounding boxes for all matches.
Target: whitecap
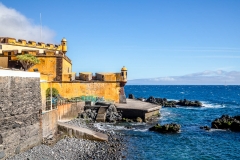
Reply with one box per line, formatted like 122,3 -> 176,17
133,129 -> 148,132
130,122 -> 146,126
93,123 -> 125,131
201,101 -> 226,108
208,128 -> 227,132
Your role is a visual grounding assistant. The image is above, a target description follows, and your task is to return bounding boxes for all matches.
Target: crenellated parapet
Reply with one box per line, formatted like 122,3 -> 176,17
0,37 -> 63,51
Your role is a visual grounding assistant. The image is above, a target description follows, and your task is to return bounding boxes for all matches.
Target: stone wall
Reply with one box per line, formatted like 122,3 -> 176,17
0,70 -> 42,160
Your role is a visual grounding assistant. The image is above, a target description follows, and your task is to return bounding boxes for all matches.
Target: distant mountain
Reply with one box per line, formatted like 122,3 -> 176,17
128,70 -> 240,85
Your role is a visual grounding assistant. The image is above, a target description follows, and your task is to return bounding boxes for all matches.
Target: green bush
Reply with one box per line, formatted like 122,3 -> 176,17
46,88 -> 59,98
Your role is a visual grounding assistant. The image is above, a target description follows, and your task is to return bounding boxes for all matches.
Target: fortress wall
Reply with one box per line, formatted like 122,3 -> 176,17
0,57 -> 8,68
0,44 -> 45,54
0,70 -> 42,160
48,82 -> 121,103
28,57 -> 57,81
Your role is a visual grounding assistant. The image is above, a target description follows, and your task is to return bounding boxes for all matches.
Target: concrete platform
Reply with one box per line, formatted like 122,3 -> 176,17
115,99 -> 161,121
58,122 -> 108,141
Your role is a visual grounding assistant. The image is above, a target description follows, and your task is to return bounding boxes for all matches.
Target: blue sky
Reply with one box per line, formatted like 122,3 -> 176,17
0,1 -> 240,84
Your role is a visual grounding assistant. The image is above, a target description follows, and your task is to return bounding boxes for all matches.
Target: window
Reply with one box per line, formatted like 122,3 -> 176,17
0,45 -> 2,49
121,72 -> 124,76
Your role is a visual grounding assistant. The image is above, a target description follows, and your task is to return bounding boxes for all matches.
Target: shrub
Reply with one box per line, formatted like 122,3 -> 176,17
46,88 -> 59,98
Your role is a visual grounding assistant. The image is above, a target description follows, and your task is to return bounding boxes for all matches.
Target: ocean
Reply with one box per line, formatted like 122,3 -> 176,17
95,85 -> 240,160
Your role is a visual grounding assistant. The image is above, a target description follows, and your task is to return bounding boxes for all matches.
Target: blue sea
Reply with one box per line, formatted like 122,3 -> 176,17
96,85 -> 240,160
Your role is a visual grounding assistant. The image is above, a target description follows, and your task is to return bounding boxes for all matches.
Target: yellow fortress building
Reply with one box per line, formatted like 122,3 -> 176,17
0,37 -> 127,108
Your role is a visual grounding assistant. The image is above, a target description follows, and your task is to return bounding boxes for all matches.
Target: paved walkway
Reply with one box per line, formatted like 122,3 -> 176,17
115,99 -> 161,112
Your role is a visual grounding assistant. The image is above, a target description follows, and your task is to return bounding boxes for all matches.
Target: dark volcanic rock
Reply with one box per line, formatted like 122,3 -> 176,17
163,101 -> 177,107
78,108 -> 97,121
200,126 -> 211,131
146,96 -> 156,103
149,123 -> 180,133
146,96 -> 177,107
106,104 -> 122,122
211,115 -> 240,131
176,99 -> 202,107
79,104 -> 122,122
128,94 -> 135,99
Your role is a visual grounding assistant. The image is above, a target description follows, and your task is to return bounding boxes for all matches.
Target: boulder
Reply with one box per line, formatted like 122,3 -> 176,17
106,104 -> 122,122
149,123 -> 180,133
135,117 -> 143,123
146,96 -> 156,103
146,96 -> 177,107
128,94 -> 135,99
176,99 -> 202,107
211,115 -> 240,131
163,101 -> 177,107
200,126 -> 211,131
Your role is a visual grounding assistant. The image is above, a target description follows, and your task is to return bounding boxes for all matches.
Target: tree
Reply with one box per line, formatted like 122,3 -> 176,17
16,54 -> 40,71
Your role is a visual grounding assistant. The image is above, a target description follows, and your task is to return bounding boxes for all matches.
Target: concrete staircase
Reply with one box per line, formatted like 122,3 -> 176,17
95,106 -> 108,122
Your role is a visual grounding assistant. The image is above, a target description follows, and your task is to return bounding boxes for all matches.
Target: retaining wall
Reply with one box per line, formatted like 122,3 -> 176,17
0,69 -> 42,160
42,102 -> 84,138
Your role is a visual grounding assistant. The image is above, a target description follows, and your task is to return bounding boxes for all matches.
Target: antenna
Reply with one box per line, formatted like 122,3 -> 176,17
40,13 -> 42,41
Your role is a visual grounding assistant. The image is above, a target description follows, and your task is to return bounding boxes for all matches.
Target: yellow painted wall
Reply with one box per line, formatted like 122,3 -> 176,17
7,38 -> 16,44
116,73 -> 122,81
96,73 -> 118,81
40,82 -> 121,103
62,58 -> 72,81
0,57 -> 8,68
29,57 -> 57,81
62,58 -> 71,74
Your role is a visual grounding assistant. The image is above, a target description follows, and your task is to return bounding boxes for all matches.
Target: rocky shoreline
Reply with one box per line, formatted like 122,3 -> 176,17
129,94 -> 203,107
7,119 -> 127,160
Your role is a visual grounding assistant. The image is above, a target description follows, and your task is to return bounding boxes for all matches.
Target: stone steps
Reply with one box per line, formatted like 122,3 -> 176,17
95,107 -> 107,122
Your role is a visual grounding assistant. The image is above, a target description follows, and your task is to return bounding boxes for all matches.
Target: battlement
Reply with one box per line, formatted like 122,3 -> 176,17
0,37 -> 62,51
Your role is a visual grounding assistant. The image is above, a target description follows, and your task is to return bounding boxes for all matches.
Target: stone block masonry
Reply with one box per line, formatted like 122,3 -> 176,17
0,69 -> 42,160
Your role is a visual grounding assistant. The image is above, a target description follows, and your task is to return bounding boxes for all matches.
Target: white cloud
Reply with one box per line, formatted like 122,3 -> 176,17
0,3 -> 55,43
185,70 -> 227,77
150,77 -> 175,82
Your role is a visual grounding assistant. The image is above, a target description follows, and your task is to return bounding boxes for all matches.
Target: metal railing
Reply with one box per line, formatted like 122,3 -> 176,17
45,95 -> 114,111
